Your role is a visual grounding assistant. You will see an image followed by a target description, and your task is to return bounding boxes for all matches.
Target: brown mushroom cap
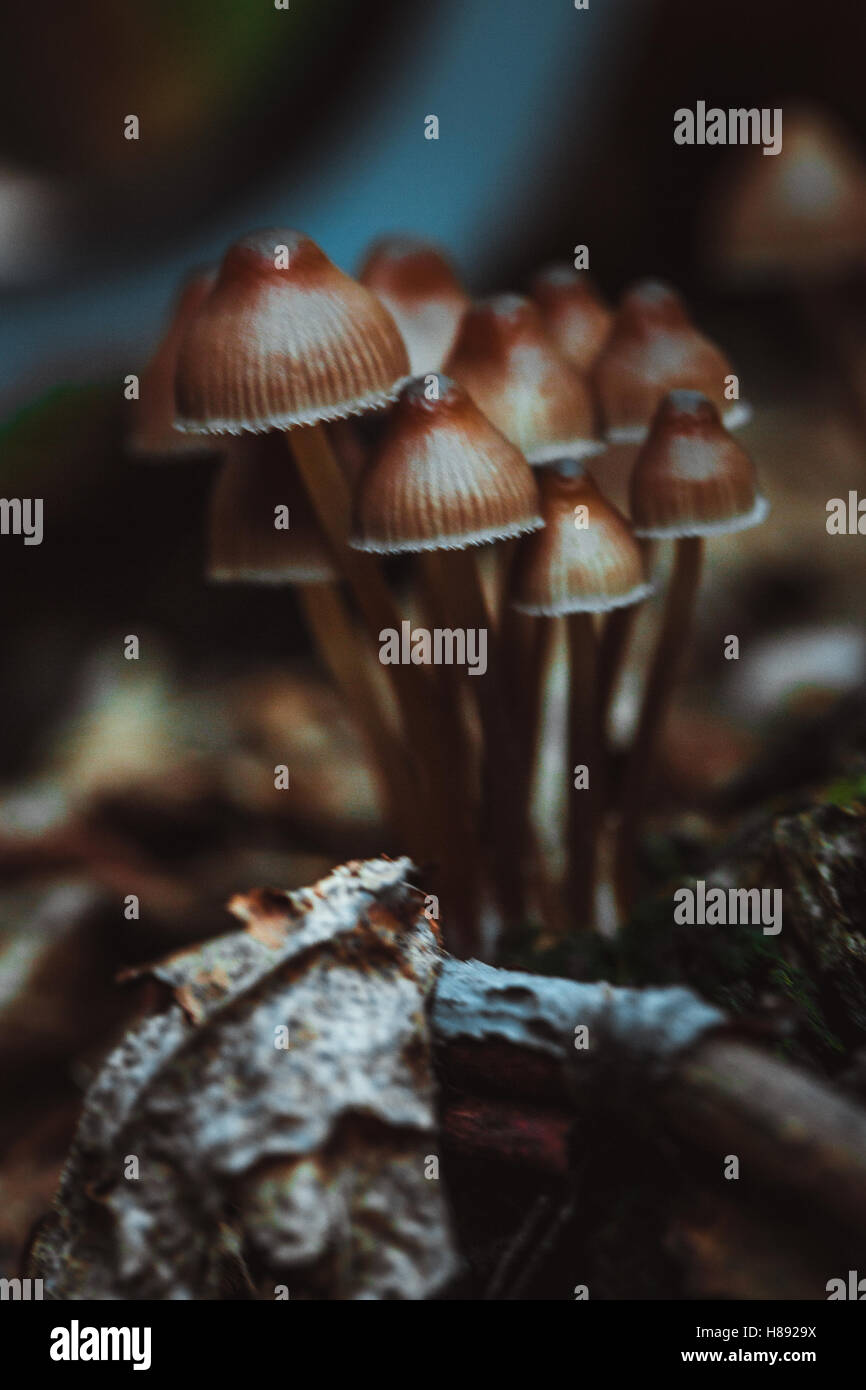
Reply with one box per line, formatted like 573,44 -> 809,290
529,263 -> 612,373
175,229 -> 410,436
350,374 -> 542,554
592,280 -> 748,443
208,433 -> 337,584
128,269 -> 216,457
509,460 -> 651,616
630,390 -> 768,538
708,107 -> 866,284
444,293 -> 602,464
358,236 -> 469,376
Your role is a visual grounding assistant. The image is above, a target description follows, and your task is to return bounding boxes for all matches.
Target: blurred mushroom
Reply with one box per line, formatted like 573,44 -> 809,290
707,106 -> 866,286
616,391 -> 767,912
592,280 -> 749,445
529,263 -> 612,373
127,268 -> 217,460
176,229 -> 454,887
445,294 -> 603,463
359,235 -> 469,376
207,433 -> 417,856
705,105 -> 866,439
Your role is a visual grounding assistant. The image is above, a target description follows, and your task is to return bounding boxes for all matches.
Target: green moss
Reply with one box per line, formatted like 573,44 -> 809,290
609,875 -> 847,1069
821,771 -> 866,809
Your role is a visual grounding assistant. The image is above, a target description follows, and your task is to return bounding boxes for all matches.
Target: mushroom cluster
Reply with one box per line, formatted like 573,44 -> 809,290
129,231 -> 767,952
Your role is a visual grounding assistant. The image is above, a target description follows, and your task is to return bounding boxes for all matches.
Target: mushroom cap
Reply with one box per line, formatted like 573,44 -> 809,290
592,280 -> 747,443
444,293 -> 603,464
176,230 -> 410,436
509,460 -> 651,616
529,263 -> 612,373
128,269 -> 217,458
358,236 -> 469,376
630,390 -> 768,538
208,433 -> 337,585
708,108 -> 866,284
350,374 -> 543,554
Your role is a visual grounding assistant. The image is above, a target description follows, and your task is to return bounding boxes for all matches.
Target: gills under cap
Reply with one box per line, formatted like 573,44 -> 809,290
593,280 -> 749,443
510,460 -> 651,616
129,269 -> 216,458
630,390 -> 768,539
176,230 -> 410,436
529,263 -> 612,373
351,374 -> 543,554
359,236 -> 469,377
208,433 -> 337,585
444,294 -> 603,465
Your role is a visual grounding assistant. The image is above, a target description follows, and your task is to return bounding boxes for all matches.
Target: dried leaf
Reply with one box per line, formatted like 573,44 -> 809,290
32,857 -> 456,1300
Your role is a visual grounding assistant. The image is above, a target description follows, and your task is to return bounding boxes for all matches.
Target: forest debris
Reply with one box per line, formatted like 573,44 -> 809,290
431,957 -> 726,1106
28,856 -> 866,1298
432,958 -> 866,1239
31,857 -> 456,1300
614,796 -> 866,1073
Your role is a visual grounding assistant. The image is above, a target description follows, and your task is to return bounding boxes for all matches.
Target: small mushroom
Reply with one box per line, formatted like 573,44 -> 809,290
510,460 -> 651,930
615,391 -> 768,912
445,294 -> 603,463
351,375 -> 541,555
592,280 -> 749,445
358,236 -> 470,376
529,262 -> 612,374
127,268 -> 216,459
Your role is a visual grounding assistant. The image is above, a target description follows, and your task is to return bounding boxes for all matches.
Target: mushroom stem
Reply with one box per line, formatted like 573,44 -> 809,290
596,608 -> 633,757
415,554 -> 482,932
297,583 -> 423,857
522,615 -> 556,797
426,546 -> 529,928
514,613 -> 564,931
566,611 -> 600,931
614,536 -> 703,916
289,423 -> 477,952
596,540 -> 656,797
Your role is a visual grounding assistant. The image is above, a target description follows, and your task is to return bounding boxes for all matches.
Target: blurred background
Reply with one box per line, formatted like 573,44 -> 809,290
1,0 -> 866,1292
0,0 -> 862,760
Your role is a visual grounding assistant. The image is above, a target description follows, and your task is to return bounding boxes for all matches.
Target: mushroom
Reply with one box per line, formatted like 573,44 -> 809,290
529,263 -> 613,374
206,434 -> 420,855
444,294 -> 603,464
592,279 -> 749,446
175,229 -> 409,435
705,105 -> 866,438
358,236 -> 470,376
707,106 -> 866,286
127,268 -> 216,459
351,375 -> 542,555
173,230 -> 414,661
614,390 -> 768,913
207,433 -> 337,587
510,460 -> 651,930
173,230 -> 468,894
352,374 -> 543,932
